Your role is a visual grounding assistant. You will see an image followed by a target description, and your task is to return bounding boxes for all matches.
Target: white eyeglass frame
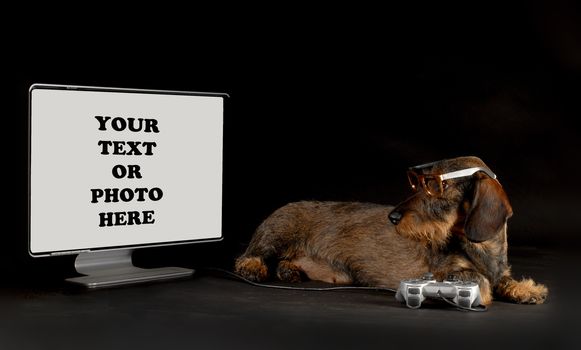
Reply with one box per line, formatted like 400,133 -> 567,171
440,167 -> 497,181
407,162 -> 497,196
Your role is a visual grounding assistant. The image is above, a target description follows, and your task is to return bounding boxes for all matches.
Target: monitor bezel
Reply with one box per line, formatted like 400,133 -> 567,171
28,83 -> 228,257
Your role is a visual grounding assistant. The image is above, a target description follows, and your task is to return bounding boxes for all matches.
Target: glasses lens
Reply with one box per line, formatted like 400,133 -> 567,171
407,171 -> 420,191
423,176 -> 443,196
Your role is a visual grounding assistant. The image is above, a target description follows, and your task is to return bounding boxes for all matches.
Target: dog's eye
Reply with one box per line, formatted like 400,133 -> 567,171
424,177 -> 443,196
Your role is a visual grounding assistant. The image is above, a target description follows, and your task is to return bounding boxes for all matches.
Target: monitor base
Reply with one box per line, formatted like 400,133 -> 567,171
65,249 -> 194,289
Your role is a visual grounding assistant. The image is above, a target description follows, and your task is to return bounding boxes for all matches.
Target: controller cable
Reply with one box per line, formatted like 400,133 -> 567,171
437,291 -> 488,312
201,267 -> 487,312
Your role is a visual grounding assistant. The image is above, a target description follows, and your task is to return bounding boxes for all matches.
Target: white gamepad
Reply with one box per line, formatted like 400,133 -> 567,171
395,273 -> 482,309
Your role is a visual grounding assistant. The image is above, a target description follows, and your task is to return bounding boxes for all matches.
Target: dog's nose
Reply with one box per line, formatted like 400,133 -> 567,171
388,211 -> 402,225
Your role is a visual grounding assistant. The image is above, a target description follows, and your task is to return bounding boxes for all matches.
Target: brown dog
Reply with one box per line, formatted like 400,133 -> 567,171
235,156 -> 548,304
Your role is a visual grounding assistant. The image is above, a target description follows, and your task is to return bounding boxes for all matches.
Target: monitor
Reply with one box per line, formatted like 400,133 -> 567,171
28,84 -> 226,287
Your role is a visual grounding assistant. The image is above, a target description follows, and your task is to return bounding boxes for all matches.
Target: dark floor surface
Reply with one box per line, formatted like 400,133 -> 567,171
0,246 -> 578,350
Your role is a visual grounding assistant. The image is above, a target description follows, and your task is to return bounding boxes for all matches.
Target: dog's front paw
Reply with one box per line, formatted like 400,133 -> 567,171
496,277 -> 548,304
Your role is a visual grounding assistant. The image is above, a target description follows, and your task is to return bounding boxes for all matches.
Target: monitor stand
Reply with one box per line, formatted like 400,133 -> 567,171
65,249 -> 194,288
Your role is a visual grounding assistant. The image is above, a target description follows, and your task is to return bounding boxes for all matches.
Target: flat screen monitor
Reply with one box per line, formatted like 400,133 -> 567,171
28,84 -> 226,287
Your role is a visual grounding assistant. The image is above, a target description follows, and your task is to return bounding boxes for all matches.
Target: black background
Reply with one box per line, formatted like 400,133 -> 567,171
3,2 -> 580,279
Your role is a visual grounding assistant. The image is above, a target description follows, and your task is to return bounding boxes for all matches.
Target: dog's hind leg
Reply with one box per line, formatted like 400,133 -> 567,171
234,228 -> 276,282
276,260 -> 303,282
235,203 -> 306,282
234,256 -> 269,282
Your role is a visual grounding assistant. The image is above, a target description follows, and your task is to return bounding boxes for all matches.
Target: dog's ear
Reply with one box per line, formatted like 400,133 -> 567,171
464,176 -> 513,242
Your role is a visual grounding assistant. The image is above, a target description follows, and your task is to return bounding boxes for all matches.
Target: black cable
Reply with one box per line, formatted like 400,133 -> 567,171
202,267 -> 486,312
437,290 -> 488,312
201,267 -> 397,293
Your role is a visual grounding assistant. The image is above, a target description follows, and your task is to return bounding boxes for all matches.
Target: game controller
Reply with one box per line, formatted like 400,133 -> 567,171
395,273 -> 482,309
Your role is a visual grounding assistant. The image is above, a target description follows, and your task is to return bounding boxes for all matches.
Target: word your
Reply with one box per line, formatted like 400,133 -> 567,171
95,116 -> 160,133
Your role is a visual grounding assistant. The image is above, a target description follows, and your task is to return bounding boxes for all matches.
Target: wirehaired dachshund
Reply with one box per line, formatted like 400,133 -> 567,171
235,156 -> 548,304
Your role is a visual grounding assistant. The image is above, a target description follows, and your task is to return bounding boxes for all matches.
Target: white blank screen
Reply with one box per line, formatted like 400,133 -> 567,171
30,87 -> 223,255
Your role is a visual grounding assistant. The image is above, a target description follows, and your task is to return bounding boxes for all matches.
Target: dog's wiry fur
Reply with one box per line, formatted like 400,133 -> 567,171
235,156 -> 548,305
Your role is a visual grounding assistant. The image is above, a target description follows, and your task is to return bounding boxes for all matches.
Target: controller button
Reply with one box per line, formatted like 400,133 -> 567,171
422,272 -> 434,280
459,290 -> 471,297
408,287 -> 421,295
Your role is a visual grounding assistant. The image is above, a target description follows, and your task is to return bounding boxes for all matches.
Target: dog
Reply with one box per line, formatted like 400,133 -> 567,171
235,156 -> 548,304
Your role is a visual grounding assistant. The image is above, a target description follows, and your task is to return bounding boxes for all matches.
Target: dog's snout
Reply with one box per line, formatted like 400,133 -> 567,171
388,211 -> 403,225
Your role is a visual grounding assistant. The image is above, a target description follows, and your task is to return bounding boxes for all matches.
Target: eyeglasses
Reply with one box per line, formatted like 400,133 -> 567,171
407,162 -> 497,196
